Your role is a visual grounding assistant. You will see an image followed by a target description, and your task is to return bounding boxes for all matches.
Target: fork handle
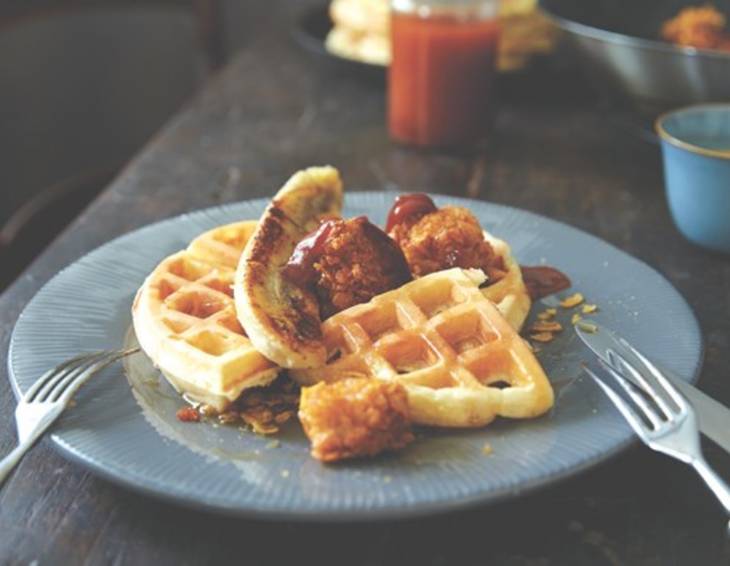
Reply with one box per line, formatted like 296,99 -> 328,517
692,457 -> 730,515
0,441 -> 35,486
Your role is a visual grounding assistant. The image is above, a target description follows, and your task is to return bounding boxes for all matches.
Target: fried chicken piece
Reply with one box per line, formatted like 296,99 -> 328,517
309,217 -> 411,318
391,206 -> 507,281
299,378 -> 414,462
662,5 -> 730,51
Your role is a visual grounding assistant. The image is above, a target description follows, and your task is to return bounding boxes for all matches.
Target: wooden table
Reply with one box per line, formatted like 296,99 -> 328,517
1,2 -> 729,563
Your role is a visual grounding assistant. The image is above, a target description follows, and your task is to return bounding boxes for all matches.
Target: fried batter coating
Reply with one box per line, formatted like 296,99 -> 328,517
299,378 -> 414,462
311,217 -> 411,318
391,206 -> 507,281
662,5 -> 730,51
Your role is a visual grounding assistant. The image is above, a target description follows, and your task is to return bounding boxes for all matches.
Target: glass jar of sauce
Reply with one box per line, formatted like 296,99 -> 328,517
388,0 -> 500,147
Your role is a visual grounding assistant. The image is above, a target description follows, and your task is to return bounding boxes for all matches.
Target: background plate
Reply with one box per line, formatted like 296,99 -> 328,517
289,3 -> 552,82
7,193 -> 702,520
290,3 -> 386,80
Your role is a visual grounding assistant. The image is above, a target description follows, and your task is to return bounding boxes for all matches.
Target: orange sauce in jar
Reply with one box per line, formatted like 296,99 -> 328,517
388,3 -> 500,147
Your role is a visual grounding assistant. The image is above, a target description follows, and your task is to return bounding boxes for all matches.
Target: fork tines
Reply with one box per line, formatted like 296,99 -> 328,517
587,338 -> 692,427
23,348 -> 139,404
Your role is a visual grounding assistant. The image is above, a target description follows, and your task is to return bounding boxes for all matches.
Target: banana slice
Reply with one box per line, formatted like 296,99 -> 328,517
235,166 -> 344,368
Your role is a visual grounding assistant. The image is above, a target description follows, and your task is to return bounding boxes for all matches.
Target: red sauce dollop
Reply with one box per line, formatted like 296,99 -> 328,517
358,217 -> 413,285
282,216 -> 412,292
520,266 -> 572,300
281,219 -> 337,289
385,193 -> 438,233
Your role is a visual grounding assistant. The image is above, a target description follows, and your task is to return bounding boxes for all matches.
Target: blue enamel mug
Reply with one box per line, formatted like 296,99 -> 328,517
656,104 -> 730,254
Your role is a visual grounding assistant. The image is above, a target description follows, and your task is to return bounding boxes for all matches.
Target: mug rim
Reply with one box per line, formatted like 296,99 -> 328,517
655,103 -> 730,160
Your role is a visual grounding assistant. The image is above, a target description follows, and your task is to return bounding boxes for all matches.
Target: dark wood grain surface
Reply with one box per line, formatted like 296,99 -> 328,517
1,2 -> 730,564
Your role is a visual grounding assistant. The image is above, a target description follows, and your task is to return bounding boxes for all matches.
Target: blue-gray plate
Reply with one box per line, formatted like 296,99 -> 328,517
7,193 -> 702,520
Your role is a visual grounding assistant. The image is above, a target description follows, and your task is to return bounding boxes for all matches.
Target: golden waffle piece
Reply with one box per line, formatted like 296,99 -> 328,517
132,221 -> 279,411
498,0 -> 559,71
481,231 -> 531,332
291,268 -> 553,428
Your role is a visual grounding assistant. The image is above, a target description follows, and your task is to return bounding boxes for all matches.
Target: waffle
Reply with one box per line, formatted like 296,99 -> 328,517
132,221 -> 279,411
330,0 -> 389,35
482,231 -> 531,332
325,26 -> 390,66
291,268 -> 553,427
326,0 -> 389,66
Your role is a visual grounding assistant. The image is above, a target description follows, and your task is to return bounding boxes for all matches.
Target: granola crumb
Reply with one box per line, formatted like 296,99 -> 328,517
530,321 -> 563,333
577,321 -> 598,333
198,404 -> 217,417
218,411 -> 240,425
582,304 -> 598,314
530,332 -> 555,343
537,308 -> 557,320
571,313 -> 582,325
561,293 -> 584,308
226,376 -> 301,436
280,469 -> 290,478
267,439 -> 281,449
246,418 -> 279,435
274,410 -> 295,424
482,442 -> 493,455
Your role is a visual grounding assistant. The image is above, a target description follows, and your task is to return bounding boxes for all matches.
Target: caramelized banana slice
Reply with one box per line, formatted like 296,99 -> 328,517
235,166 -> 343,368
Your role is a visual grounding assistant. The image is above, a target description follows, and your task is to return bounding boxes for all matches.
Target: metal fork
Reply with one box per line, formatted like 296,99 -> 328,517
584,352 -> 730,518
0,348 -> 139,485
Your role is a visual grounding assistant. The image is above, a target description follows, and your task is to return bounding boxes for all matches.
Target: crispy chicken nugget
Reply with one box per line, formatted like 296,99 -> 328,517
299,378 -> 414,462
308,216 -> 411,319
391,206 -> 507,281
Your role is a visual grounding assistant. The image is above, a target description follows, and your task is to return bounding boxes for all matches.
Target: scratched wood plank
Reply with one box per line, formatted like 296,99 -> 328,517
0,1 -> 729,564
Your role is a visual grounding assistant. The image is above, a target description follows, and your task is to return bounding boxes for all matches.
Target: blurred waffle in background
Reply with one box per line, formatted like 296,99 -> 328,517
326,0 -> 390,65
325,0 -> 559,71
499,0 -> 559,71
